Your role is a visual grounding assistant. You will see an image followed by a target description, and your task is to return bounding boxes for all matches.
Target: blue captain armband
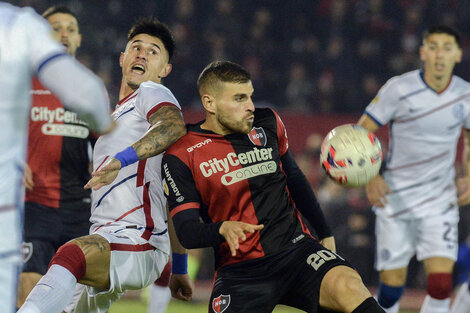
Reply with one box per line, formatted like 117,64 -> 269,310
172,253 -> 188,274
114,146 -> 139,167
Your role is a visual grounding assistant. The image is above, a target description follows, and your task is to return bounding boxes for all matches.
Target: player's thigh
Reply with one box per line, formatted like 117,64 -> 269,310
279,239 -> 355,313
319,265 -> 372,312
93,227 -> 167,291
70,234 -> 111,289
375,213 -> 415,271
416,210 -> 458,263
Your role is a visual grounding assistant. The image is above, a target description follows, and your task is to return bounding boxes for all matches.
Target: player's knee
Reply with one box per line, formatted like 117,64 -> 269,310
49,242 -> 86,281
427,273 -> 452,299
376,283 -> 404,308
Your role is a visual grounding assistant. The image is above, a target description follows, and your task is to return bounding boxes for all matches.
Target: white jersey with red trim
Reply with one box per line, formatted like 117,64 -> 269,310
365,69 -> 470,218
90,81 -> 180,253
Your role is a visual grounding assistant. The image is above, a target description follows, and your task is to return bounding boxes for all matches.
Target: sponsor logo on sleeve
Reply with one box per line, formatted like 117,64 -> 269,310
163,163 -> 184,202
212,294 -> 231,313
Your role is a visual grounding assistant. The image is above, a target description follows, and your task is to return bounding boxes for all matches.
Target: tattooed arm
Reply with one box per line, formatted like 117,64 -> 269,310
85,105 -> 186,190
133,105 -> 186,158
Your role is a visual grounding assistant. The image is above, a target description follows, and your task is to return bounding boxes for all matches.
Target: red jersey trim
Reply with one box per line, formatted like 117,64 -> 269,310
136,159 -> 147,187
110,242 -> 156,251
117,91 -> 137,106
146,102 -> 179,122
141,181 -> 154,240
94,204 -> 144,232
170,202 -> 200,217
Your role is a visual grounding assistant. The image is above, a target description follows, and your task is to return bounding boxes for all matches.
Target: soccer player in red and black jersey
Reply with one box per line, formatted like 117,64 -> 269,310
162,60 -> 385,313
19,6 -> 93,307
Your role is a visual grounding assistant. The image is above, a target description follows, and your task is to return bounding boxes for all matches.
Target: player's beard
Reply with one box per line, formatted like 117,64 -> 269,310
217,113 -> 253,135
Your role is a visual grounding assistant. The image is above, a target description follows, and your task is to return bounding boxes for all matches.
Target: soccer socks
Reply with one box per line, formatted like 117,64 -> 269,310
352,297 -> 386,313
419,273 -> 452,313
18,265 -> 77,313
450,282 -> 470,313
376,283 -> 404,313
148,284 -> 172,313
420,295 -> 450,313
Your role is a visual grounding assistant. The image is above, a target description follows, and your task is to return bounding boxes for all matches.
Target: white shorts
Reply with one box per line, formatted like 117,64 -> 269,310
375,207 -> 459,271
66,226 -> 169,313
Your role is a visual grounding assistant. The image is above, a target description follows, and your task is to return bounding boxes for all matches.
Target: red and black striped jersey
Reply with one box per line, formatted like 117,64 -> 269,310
163,108 -> 314,269
25,78 -> 93,208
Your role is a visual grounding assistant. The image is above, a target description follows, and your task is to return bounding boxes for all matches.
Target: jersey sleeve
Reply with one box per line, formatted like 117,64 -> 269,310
162,154 -> 201,215
272,110 -> 289,156
135,82 -> 181,123
364,77 -> 401,126
18,7 -> 67,73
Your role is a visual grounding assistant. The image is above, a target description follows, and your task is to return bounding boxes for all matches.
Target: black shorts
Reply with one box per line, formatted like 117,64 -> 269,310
209,237 -> 353,313
22,201 -> 91,274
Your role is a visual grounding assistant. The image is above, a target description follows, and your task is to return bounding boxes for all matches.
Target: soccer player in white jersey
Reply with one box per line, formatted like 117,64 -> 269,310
358,25 -> 470,313
19,18 -> 192,313
0,3 -> 114,312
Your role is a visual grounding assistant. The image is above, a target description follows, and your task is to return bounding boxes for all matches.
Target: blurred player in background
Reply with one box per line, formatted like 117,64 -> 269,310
18,6 -> 97,307
0,2 -> 113,312
358,25 -> 470,313
19,17 -> 192,313
163,60 -> 385,313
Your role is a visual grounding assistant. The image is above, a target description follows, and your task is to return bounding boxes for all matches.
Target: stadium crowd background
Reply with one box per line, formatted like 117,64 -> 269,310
9,0 -> 470,290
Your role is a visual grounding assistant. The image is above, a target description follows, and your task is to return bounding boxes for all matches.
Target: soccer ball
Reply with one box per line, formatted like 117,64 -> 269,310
320,124 -> 383,187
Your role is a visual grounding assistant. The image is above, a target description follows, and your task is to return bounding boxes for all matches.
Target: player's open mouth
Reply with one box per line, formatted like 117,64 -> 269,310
435,64 -> 444,71
131,64 -> 145,74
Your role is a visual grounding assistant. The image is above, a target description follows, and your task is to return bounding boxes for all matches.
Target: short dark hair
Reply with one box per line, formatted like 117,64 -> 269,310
423,25 -> 460,46
128,17 -> 175,61
197,61 -> 251,95
42,6 -> 79,25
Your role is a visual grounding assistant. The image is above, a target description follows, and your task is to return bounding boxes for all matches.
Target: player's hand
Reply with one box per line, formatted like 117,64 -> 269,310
84,158 -> 122,190
22,163 -> 34,191
169,273 -> 194,301
219,221 -> 264,256
365,175 -> 391,208
457,176 -> 470,206
320,236 -> 336,252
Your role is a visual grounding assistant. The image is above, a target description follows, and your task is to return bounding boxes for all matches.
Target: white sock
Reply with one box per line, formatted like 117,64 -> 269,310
450,282 -> 470,313
420,295 -> 450,313
18,265 -> 77,313
148,284 -> 171,313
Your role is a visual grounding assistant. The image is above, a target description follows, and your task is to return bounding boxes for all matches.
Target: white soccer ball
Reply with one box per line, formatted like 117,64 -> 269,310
320,124 -> 383,187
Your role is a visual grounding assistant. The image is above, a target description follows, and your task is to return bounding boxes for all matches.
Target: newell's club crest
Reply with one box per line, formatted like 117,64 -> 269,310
21,242 -> 33,263
212,294 -> 231,313
248,127 -> 267,146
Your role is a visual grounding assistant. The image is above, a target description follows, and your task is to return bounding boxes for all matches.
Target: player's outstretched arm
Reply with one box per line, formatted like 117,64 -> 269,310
132,106 -> 186,160
358,114 -> 391,207
85,106 -> 186,190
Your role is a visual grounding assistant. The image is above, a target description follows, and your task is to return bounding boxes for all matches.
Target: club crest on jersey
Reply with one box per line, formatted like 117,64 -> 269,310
21,242 -> 33,263
212,294 -> 231,313
248,127 -> 267,146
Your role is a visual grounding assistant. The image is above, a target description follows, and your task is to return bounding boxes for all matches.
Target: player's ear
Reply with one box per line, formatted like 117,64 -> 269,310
201,94 -> 216,114
159,64 -> 172,78
456,48 -> 463,63
119,52 -> 124,67
77,33 -> 82,48
419,45 -> 426,62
